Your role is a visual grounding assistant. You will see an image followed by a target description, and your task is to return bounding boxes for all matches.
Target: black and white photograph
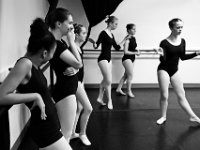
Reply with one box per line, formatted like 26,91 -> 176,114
1,0 -> 200,150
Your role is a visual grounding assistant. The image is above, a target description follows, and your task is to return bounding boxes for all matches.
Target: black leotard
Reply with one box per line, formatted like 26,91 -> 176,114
17,58 -> 62,148
50,40 -> 78,102
158,39 -> 197,77
96,30 -> 121,62
77,48 -> 84,83
122,36 -> 137,62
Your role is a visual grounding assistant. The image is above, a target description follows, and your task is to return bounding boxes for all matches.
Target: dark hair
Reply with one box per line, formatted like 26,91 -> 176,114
105,15 -> 118,24
27,18 -> 56,55
168,18 -> 182,29
46,7 -> 72,29
126,23 -> 135,30
74,23 -> 84,34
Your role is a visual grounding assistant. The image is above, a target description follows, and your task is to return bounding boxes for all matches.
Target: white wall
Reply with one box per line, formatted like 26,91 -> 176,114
60,0 -> 200,85
83,52 -> 200,85
84,0 -> 200,50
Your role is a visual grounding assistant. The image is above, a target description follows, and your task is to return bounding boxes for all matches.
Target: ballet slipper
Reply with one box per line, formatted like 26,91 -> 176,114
156,117 -> 166,125
107,102 -> 113,110
190,117 -> 200,125
79,134 -> 91,146
97,98 -> 106,106
116,89 -> 126,96
127,92 -> 135,98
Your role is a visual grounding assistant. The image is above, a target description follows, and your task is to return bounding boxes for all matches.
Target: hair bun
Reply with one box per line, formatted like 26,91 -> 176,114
74,23 -> 84,34
105,15 -> 117,24
30,18 -> 49,38
73,23 -> 78,29
105,15 -> 110,23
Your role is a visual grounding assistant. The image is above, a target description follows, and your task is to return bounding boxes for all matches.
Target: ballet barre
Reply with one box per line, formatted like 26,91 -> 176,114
136,49 -> 160,55
139,49 -> 157,52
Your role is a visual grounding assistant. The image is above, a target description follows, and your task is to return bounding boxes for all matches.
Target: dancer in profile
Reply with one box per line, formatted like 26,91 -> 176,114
0,18 -> 72,150
65,24 -> 93,146
156,18 -> 200,125
89,15 -> 127,110
47,8 -> 83,142
116,23 -> 140,98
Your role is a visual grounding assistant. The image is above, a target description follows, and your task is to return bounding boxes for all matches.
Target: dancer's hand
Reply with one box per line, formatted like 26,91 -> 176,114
88,38 -> 97,49
136,49 -> 141,56
154,47 -> 164,56
195,51 -> 200,55
31,94 -> 47,120
66,27 -> 75,43
63,67 -> 79,76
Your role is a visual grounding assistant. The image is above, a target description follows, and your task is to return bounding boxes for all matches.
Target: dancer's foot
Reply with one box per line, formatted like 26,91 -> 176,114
116,89 -> 126,96
127,92 -> 135,98
97,98 -> 106,106
190,116 -> 200,125
156,117 -> 166,125
108,101 -> 113,110
70,133 -> 79,140
79,134 -> 91,146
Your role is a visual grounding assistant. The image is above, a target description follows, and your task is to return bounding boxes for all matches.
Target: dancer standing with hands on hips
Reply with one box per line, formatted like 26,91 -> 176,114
89,15 -> 127,110
156,18 -> 200,125
116,23 -> 140,98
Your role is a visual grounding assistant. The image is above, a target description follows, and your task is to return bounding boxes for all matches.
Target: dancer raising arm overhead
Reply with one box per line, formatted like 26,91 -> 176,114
156,18 -> 200,125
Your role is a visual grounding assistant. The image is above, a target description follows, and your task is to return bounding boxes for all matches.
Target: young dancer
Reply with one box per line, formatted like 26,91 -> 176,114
47,8 -> 83,142
156,18 -> 200,125
116,23 -> 140,98
64,24 -> 93,146
0,18 -> 72,150
89,15 -> 127,110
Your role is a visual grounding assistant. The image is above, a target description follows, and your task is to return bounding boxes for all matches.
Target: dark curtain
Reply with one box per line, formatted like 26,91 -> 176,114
81,0 -> 123,48
81,0 -> 123,27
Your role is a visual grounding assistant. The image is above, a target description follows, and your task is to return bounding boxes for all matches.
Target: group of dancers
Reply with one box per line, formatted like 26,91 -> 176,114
92,16 -> 200,126
0,8 -> 91,150
0,6 -> 200,150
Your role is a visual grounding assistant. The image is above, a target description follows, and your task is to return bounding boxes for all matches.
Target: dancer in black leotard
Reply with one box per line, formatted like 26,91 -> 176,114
158,39 -> 197,77
116,23 -> 140,98
50,39 -> 79,102
156,18 -> 200,125
47,8 -> 83,142
0,18 -> 72,150
89,16 -> 127,109
96,29 -> 121,62
63,24 -> 93,146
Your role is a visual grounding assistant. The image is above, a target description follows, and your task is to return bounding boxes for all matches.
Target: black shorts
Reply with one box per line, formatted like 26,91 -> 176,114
122,54 -> 135,63
52,75 -> 78,103
157,63 -> 178,77
98,54 -> 111,63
